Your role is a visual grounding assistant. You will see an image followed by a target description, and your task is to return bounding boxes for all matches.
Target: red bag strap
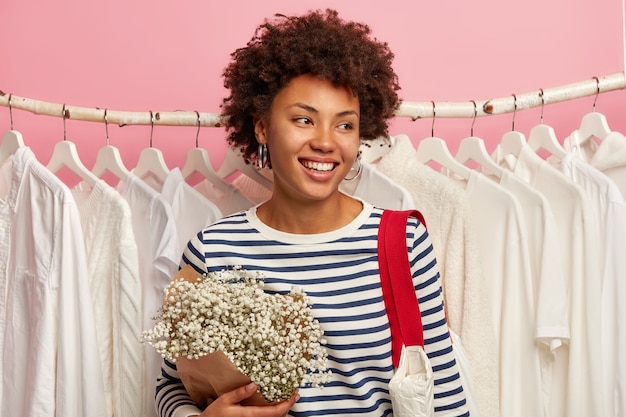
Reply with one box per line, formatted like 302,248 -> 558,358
378,209 -> 427,368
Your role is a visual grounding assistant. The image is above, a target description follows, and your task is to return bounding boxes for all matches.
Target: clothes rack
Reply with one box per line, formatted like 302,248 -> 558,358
0,72 -> 624,127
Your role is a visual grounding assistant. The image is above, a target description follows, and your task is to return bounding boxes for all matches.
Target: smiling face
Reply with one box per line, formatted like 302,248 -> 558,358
254,74 -> 360,207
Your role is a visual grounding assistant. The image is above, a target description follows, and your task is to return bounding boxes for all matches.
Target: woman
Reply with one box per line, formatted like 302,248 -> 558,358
156,9 -> 469,417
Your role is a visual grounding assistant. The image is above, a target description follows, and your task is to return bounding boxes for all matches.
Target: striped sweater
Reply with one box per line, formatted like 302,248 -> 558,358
155,202 -> 469,417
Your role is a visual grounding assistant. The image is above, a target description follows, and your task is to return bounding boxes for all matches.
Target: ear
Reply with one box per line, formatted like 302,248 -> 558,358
254,117 -> 268,145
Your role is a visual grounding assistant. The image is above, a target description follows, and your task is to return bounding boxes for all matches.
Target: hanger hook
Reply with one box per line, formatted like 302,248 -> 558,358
62,104 -> 68,141
431,101 -> 436,137
592,76 -> 600,112
470,100 -> 477,136
539,88 -> 545,124
195,110 -> 201,148
104,109 -> 110,146
8,93 -> 14,130
149,110 -> 154,147
511,93 -> 517,131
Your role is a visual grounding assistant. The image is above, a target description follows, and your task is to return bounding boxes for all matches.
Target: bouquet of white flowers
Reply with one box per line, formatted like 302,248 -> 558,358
142,264 -> 331,407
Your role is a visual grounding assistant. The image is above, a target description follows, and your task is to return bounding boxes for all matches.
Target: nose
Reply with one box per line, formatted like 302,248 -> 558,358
310,126 -> 336,152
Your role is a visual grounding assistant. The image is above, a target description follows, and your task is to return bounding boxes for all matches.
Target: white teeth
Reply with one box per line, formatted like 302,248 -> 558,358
303,161 -> 334,172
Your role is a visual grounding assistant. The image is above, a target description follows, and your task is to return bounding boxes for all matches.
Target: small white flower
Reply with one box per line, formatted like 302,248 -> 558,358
141,266 -> 332,402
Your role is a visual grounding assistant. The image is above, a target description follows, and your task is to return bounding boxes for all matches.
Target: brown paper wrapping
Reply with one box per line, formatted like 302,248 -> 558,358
167,265 -> 271,409
177,351 -> 270,409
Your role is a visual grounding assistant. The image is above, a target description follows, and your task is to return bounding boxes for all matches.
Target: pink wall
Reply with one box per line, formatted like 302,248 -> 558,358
1,0 -> 625,174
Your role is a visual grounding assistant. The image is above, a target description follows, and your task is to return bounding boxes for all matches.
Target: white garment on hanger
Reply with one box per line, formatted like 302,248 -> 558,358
548,143 -> 626,417
445,168 -> 543,417
182,147 -> 253,214
193,179 -> 254,215
116,173 -> 179,417
0,147 -> 107,417
487,169 -> 569,350
231,173 -> 273,204
158,168 -> 223,254
71,180 -> 143,417
565,130 -> 626,199
339,162 -> 416,210
501,145 -> 602,417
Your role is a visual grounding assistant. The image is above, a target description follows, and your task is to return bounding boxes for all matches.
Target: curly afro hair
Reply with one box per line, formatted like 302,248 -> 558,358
220,8 -> 401,164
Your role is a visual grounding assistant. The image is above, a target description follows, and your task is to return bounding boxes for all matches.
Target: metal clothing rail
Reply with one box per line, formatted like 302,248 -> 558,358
0,72 -> 625,127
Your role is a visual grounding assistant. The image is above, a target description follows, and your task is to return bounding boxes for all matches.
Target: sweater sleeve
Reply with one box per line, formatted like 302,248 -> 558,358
155,232 -> 208,417
156,359 -> 203,417
407,216 -> 470,416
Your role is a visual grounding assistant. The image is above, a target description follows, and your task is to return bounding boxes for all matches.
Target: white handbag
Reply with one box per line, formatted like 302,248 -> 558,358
388,345 -> 435,417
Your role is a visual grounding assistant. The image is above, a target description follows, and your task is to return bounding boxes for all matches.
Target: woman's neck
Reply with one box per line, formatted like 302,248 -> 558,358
256,192 -> 362,234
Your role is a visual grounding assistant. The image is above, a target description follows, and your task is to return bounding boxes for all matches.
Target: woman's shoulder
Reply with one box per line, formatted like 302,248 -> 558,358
197,209 -> 251,233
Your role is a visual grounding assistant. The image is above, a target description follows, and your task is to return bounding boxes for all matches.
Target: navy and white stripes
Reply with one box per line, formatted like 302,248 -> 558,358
156,203 -> 469,417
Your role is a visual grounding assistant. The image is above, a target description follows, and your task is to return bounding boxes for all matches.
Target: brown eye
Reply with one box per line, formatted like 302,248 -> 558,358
294,117 -> 312,125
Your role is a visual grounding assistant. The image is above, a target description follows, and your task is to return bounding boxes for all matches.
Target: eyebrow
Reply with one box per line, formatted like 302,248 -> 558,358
291,102 -> 359,118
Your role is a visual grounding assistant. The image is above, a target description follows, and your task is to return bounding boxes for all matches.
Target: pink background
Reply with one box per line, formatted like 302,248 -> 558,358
1,0 -> 625,174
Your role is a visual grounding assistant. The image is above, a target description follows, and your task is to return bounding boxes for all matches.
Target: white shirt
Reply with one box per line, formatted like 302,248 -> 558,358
339,162 -> 416,210
447,169 -> 543,417
550,143 -> 626,417
502,145 -> 603,417
0,147 -> 107,417
191,178 -> 254,216
72,180 -> 143,417
565,130 -> 626,199
158,168 -> 223,254
117,173 -> 179,417
488,169 -> 569,349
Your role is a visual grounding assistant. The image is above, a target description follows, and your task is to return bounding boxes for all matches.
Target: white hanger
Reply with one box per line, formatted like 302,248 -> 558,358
528,124 -> 567,160
181,111 -> 252,202
0,94 -> 25,164
181,111 -> 229,192
575,79 -> 611,146
91,109 -> 130,181
182,147 -> 224,187
0,130 -> 24,164
216,147 -> 274,191
498,94 -> 527,158
454,101 -> 503,178
93,145 -> 130,180
416,137 -> 472,180
499,131 -> 526,158
46,105 -> 98,186
576,112 -> 611,146
456,136 -> 503,178
133,111 -> 169,182
527,89 -> 567,160
415,102 -> 471,180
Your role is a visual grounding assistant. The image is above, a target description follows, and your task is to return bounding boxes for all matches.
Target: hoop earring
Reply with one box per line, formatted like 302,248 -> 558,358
344,158 -> 362,181
257,143 -> 268,169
